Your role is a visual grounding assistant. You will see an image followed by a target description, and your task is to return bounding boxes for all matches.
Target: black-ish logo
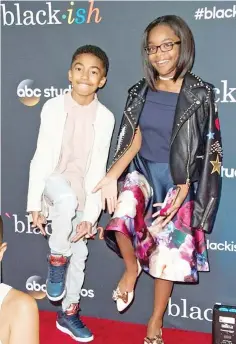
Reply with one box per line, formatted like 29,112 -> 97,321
168,298 -> 221,322
1,1 -> 102,26
214,80 -> 236,103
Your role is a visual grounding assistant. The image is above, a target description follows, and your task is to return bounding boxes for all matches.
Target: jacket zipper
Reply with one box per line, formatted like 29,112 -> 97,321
200,197 -> 215,228
186,119 -> 191,185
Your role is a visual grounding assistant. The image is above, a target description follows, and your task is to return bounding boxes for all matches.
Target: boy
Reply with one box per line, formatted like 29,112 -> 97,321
27,45 -> 115,342
0,216 -> 39,344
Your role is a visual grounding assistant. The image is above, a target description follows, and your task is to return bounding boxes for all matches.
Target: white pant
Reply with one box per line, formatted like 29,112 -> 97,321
44,173 -> 88,311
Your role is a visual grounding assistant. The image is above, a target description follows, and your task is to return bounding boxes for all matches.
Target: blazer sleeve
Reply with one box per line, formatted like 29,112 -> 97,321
27,101 -> 52,212
81,112 -> 115,227
192,87 -> 223,233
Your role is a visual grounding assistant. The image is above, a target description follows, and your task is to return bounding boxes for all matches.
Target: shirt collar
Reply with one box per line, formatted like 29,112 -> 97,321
64,90 -> 98,112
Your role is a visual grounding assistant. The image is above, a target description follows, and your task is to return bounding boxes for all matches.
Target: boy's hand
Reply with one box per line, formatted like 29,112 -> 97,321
31,211 -> 47,236
71,221 -> 93,242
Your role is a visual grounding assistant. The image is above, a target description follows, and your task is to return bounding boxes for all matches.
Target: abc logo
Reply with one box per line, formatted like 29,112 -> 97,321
26,275 -> 46,300
26,275 -> 95,300
17,79 -> 41,106
80,289 -> 95,298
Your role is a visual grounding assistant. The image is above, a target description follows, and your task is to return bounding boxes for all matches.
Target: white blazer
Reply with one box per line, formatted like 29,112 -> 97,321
27,94 -> 115,226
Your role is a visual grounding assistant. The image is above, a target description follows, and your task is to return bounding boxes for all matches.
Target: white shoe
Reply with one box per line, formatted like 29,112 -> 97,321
112,260 -> 142,312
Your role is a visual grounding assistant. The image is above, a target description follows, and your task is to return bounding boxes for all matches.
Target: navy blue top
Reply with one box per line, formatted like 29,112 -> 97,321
139,89 -> 178,163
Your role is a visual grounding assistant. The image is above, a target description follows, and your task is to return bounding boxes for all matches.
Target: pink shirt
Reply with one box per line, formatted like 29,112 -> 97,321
56,91 -> 98,211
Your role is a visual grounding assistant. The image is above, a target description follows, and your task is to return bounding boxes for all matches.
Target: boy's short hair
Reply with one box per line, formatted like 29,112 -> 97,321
0,216 -> 3,245
71,45 -> 109,76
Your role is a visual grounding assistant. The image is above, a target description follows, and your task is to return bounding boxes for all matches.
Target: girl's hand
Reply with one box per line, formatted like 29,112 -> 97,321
93,176 -> 118,214
152,184 -> 189,228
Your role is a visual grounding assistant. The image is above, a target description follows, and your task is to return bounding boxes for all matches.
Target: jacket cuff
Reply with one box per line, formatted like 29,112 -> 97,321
26,202 -> 42,212
81,205 -> 101,227
192,197 -> 217,233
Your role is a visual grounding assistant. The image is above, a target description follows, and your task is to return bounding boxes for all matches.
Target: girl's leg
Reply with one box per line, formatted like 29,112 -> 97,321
146,279 -> 173,339
7,290 -> 39,344
115,232 -> 139,292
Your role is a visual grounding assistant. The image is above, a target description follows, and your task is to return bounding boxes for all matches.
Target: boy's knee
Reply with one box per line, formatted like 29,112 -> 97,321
56,193 -> 78,212
73,240 -> 88,259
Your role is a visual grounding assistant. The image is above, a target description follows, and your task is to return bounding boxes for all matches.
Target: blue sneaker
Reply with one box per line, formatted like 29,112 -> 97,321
56,304 -> 94,342
46,254 -> 69,301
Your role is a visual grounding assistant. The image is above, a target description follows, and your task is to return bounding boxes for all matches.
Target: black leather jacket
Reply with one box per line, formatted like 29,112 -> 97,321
108,71 -> 222,233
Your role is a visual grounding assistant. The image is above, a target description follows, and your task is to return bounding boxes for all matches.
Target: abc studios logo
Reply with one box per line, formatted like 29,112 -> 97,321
26,275 -> 95,300
17,79 -> 41,107
17,79 -> 72,107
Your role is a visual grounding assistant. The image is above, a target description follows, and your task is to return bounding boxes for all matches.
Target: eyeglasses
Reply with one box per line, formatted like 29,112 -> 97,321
144,41 -> 181,55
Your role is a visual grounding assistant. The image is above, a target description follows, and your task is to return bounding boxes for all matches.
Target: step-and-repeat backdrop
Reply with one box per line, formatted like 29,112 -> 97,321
1,1 -> 236,333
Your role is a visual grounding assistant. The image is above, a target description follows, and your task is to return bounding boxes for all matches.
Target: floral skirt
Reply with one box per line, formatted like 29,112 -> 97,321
104,155 -> 209,283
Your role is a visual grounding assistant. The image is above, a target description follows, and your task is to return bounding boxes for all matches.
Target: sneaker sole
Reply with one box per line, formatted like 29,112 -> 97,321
46,288 -> 66,302
56,322 -> 94,342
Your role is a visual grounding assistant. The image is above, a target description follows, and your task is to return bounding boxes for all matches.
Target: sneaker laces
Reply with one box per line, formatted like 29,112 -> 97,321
49,265 -> 67,283
68,314 -> 85,329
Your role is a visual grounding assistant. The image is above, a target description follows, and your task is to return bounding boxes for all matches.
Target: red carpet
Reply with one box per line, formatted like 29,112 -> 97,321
40,311 -> 212,343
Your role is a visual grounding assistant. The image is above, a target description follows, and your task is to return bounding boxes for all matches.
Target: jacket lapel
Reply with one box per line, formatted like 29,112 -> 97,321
126,78 -> 148,127
84,102 -> 102,174
170,73 -> 203,146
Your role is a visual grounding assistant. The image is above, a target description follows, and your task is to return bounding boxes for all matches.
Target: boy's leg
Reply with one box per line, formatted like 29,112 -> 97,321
45,174 -> 78,257
62,211 -> 88,311
56,212 -> 94,342
44,173 -> 78,301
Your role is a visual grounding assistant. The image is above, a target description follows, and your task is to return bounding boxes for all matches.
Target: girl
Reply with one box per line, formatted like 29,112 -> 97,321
94,15 -> 222,344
